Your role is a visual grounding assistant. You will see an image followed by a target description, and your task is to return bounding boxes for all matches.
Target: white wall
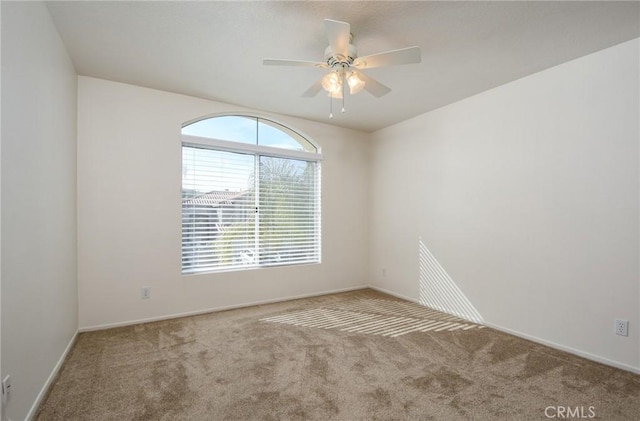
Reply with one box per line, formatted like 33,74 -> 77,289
77,76 -> 370,329
1,2 -> 78,420
369,39 -> 639,372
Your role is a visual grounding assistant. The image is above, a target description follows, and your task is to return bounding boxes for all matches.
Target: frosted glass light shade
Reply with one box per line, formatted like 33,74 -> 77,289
321,71 -> 342,95
347,71 -> 365,94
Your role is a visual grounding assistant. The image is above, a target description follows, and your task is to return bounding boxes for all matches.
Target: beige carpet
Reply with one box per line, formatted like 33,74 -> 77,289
36,289 -> 639,420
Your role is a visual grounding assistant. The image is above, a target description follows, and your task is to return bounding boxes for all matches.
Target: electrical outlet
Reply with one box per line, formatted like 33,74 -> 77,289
2,375 -> 11,402
141,287 -> 151,299
615,319 -> 628,336
382,268 -> 387,277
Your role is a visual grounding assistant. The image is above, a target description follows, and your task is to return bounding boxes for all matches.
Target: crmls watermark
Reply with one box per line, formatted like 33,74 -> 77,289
545,406 -> 596,419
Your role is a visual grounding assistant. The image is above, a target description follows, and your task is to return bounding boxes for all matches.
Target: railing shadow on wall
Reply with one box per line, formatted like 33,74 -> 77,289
418,237 -> 483,323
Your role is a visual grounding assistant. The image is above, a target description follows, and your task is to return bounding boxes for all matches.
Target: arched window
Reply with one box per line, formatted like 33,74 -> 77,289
181,115 -> 322,274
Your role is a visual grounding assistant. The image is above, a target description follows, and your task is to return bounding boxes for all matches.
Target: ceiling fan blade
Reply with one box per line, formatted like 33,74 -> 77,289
302,79 -> 323,97
358,72 -> 392,98
353,46 -> 421,69
263,59 -> 326,68
324,19 -> 350,57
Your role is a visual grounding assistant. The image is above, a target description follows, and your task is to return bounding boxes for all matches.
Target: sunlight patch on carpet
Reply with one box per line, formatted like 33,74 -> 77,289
260,298 -> 484,337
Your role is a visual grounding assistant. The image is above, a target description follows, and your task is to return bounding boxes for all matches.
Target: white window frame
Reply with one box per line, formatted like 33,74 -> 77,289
181,118 -> 322,275
182,134 -> 323,162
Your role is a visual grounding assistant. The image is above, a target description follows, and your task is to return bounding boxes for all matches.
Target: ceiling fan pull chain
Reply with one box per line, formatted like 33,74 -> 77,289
342,76 -> 346,113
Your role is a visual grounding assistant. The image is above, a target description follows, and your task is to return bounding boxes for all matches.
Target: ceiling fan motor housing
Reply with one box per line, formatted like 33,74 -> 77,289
324,43 -> 358,70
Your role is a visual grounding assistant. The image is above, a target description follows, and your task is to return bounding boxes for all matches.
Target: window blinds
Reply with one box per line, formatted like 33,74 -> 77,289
182,146 -> 320,273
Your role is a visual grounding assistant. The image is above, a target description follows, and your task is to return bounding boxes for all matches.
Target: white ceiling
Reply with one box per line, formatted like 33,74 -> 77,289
46,1 -> 639,133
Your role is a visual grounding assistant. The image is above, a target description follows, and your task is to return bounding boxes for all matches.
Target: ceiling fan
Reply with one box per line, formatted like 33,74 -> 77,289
263,19 -> 421,116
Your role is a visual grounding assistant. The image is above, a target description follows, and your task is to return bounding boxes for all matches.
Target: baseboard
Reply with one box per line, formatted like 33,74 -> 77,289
370,285 -> 640,374
482,321 -> 640,375
368,285 -> 423,305
25,330 -> 78,420
79,285 -> 369,332
78,283 -> 640,375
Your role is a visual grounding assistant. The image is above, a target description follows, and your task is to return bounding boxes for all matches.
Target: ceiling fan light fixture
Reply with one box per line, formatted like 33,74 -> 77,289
347,70 -> 365,95
321,71 -> 342,96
